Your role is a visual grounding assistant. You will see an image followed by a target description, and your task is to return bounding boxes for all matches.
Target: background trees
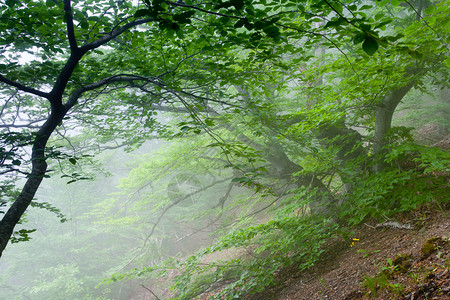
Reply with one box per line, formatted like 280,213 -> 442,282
0,0 -> 449,299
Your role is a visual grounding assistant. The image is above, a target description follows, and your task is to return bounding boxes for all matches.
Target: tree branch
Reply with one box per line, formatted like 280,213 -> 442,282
121,176 -> 233,269
80,18 -> 154,53
140,284 -> 161,300
0,76 -> 49,99
64,0 -> 78,52
65,74 -> 161,109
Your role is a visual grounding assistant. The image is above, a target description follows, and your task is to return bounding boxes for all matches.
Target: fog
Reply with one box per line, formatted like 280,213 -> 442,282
0,136 -> 262,299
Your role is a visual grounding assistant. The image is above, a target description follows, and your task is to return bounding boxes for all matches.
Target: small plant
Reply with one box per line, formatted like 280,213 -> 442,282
318,276 -> 327,289
387,282 -> 404,295
362,255 -> 411,297
362,275 -> 378,296
362,270 -> 405,297
409,270 -> 420,284
362,272 -> 389,297
381,258 -> 399,278
357,249 -> 381,258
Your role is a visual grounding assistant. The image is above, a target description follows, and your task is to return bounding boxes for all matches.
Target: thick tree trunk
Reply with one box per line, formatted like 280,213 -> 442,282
372,81 -> 416,172
265,141 -> 336,215
317,122 -> 366,163
316,122 -> 367,203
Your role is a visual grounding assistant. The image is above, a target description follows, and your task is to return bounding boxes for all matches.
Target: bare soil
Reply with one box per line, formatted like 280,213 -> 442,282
129,206 -> 450,300
248,206 -> 450,300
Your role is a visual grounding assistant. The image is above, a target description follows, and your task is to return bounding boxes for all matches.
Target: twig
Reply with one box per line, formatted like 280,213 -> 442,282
140,284 -> 161,300
375,221 -> 413,230
364,223 -> 376,229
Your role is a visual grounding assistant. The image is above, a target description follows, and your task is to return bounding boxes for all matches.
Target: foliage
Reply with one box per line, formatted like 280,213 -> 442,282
109,213 -> 339,299
29,264 -> 85,299
0,0 -> 449,298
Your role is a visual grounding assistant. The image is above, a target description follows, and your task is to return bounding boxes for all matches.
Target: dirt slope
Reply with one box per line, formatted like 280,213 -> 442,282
254,208 -> 450,300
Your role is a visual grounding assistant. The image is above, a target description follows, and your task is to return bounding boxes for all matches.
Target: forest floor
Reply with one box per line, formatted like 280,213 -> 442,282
134,204 -> 450,300
130,130 -> 449,300
247,205 -> 450,300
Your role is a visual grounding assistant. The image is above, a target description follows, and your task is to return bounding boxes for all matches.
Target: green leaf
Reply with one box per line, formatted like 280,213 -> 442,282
407,49 -> 423,60
263,26 -> 280,38
324,17 -> 345,28
173,11 -> 195,24
445,57 -> 450,68
46,0 -> 56,7
204,119 -> 215,127
69,158 -> 77,165
230,0 -> 244,10
5,0 -> 16,7
362,36 -> 378,56
391,0 -> 401,7
424,5 -> 435,15
234,19 -> 246,28
353,33 -> 366,45
134,9 -> 151,18
231,177 -> 246,183
80,21 -> 89,30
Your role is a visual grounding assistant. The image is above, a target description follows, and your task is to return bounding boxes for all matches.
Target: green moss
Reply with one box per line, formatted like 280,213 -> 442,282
392,253 -> 412,273
421,237 -> 444,258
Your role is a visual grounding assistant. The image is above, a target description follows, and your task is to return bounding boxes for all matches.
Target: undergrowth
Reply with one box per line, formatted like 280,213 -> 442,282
104,142 -> 449,299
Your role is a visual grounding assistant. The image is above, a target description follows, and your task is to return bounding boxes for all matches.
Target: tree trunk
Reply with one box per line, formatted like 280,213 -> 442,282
265,141 -> 336,215
0,108 -> 67,257
372,81 -> 416,172
438,83 -> 450,136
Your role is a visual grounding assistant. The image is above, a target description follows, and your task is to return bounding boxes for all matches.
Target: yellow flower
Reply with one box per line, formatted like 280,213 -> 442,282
350,238 -> 359,247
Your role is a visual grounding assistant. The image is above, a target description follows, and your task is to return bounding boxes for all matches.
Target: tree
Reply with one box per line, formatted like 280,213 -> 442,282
1,0 -> 449,297
0,0 -> 395,257
0,0 -> 448,290
0,0 -> 145,255
95,1 -> 449,297
0,0 -> 281,256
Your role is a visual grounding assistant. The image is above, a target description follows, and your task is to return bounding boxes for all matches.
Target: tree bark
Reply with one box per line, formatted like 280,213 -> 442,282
0,108 -> 67,256
372,80 -> 416,172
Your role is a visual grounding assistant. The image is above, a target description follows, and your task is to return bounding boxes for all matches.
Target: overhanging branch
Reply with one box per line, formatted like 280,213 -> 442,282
65,74 -> 162,109
0,76 -> 49,99
80,18 -> 154,53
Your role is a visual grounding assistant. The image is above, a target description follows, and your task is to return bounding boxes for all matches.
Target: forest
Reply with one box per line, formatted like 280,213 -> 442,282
0,0 -> 449,299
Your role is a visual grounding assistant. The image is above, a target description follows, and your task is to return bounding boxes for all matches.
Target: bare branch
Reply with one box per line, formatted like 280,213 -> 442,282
140,284 -> 161,300
0,90 -> 18,120
121,176 -> 233,270
0,123 -> 42,129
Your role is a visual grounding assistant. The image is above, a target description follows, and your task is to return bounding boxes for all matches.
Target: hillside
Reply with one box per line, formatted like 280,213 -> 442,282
1,1 -> 448,299
249,206 -> 450,299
